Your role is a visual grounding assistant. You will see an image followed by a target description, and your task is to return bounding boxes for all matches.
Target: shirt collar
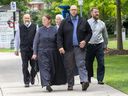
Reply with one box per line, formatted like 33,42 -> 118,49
91,17 -> 99,23
71,15 -> 79,20
24,22 -> 31,28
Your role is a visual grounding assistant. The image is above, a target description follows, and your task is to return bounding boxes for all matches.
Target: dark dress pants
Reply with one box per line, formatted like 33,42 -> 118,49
21,50 -> 37,84
86,43 -> 105,82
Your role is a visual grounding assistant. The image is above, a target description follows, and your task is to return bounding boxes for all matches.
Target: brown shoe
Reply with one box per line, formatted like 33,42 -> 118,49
82,82 -> 89,91
67,86 -> 73,91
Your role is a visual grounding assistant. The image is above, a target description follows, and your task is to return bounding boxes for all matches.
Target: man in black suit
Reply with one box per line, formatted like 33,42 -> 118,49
14,14 -> 37,87
57,5 -> 92,91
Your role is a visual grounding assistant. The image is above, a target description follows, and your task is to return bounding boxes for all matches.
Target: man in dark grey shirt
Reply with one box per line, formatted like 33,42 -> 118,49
86,7 -> 108,84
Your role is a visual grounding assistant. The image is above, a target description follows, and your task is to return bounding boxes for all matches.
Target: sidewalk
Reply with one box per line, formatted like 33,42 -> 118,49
0,76 -> 128,96
0,52 -> 128,96
0,52 -> 20,60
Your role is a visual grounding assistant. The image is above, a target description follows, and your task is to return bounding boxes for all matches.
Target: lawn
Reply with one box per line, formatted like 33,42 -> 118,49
93,55 -> 128,94
0,48 -> 14,52
93,39 -> 128,94
108,40 -> 128,49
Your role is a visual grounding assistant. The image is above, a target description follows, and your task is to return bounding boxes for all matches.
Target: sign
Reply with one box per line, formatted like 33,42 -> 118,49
78,0 -> 83,5
0,12 -> 19,48
10,1 -> 17,11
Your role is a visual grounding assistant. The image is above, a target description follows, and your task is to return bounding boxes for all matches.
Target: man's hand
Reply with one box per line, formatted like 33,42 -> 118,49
104,48 -> 109,54
59,47 -> 65,54
32,54 -> 37,60
14,51 -> 19,56
79,40 -> 86,48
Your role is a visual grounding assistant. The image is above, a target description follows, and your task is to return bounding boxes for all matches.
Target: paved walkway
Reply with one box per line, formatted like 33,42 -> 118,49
0,77 -> 128,96
0,52 -> 128,96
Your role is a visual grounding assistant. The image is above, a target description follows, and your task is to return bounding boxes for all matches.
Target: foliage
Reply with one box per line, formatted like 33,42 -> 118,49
0,0 -> 31,12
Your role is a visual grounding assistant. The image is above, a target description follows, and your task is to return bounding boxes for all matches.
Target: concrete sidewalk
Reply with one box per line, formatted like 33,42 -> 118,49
0,52 -> 128,96
0,76 -> 128,96
0,52 -> 20,60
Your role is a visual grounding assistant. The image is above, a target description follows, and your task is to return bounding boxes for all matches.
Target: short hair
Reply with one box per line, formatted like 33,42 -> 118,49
44,15 -> 51,20
56,14 -> 64,20
90,7 -> 98,12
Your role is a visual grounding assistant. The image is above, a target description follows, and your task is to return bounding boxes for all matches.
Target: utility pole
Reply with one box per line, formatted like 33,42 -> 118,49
78,0 -> 83,17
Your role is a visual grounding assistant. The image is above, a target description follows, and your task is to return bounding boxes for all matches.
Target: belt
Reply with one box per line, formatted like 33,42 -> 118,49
88,43 -> 102,46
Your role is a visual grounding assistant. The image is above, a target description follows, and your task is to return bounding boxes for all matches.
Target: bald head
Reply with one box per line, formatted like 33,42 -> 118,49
70,5 -> 78,16
23,14 -> 31,25
70,5 -> 77,10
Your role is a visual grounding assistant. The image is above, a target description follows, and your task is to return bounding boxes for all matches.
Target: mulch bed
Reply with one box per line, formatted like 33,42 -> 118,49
106,49 -> 128,55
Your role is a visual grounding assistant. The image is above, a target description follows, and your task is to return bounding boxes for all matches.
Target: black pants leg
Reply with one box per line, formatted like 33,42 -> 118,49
21,51 -> 30,84
86,44 -> 95,81
96,43 -> 105,81
64,51 -> 75,87
21,50 -> 37,84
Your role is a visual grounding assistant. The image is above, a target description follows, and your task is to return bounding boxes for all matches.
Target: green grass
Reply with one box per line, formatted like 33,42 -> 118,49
108,40 -> 128,49
0,48 -> 14,52
94,55 -> 128,94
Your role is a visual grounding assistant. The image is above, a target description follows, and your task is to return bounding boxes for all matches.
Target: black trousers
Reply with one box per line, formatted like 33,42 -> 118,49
21,50 -> 37,84
86,43 -> 105,82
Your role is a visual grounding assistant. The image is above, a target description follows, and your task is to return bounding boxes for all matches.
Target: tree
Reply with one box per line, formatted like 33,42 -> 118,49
116,0 -> 123,50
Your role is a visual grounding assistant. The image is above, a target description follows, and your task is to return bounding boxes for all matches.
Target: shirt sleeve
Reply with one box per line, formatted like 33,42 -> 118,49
85,21 -> 92,42
102,23 -> 108,48
33,29 -> 40,55
14,26 -> 20,51
57,20 -> 65,49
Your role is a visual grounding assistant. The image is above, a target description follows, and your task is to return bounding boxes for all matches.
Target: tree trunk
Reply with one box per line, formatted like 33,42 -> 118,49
116,0 -> 123,50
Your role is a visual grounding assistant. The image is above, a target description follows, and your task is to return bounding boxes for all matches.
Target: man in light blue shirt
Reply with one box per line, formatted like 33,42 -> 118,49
72,15 -> 79,46
86,7 -> 108,84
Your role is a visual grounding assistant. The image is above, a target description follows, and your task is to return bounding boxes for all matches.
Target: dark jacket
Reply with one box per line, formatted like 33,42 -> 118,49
57,16 -> 92,51
20,23 -> 36,51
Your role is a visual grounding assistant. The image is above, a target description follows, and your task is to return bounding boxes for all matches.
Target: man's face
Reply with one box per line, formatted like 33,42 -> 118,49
70,5 -> 78,17
91,9 -> 99,20
23,14 -> 31,25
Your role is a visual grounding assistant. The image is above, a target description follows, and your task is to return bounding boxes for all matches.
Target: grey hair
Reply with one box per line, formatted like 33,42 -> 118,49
55,14 -> 64,20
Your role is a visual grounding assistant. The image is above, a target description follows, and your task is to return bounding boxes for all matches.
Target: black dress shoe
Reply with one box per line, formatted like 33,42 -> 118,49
31,78 -> 35,85
46,85 -> 53,92
98,81 -> 104,85
67,86 -> 73,91
25,84 -> 29,87
82,82 -> 89,91
88,77 -> 91,83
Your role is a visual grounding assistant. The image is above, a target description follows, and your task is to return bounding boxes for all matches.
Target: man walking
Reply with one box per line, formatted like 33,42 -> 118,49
14,14 -> 37,87
57,5 -> 92,91
86,7 -> 108,84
